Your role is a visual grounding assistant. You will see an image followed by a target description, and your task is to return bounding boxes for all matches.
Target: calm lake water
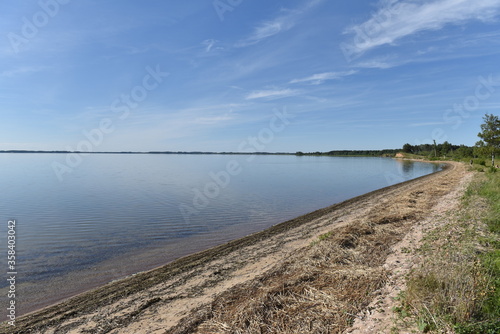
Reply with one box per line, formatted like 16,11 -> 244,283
0,154 -> 441,315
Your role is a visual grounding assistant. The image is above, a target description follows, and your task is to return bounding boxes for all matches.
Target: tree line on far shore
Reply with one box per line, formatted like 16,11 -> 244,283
297,114 -> 500,166
402,114 -> 500,165
401,142 -> 473,159
295,149 -> 399,157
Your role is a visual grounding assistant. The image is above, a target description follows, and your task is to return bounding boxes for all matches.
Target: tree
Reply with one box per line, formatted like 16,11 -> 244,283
441,141 -> 452,156
477,114 -> 500,166
455,145 -> 474,159
402,143 -> 414,153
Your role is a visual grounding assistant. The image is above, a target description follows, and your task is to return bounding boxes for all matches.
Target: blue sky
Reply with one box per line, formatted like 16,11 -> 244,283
1,0 -> 500,152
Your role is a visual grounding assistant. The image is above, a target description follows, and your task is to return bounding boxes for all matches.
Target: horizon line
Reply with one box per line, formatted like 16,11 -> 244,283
0,149 -> 401,155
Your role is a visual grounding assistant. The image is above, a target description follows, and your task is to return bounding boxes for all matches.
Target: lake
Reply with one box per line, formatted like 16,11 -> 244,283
0,154 -> 441,315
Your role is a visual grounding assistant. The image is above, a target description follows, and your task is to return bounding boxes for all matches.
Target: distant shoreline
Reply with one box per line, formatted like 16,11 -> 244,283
0,149 -> 399,157
0,150 -> 292,155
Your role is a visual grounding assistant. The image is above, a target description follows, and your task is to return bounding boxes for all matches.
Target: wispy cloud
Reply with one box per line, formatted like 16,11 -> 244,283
195,114 -> 233,124
245,22 -> 286,46
352,58 -> 400,69
290,70 -> 357,84
202,39 -> 222,53
236,0 -> 324,47
245,89 -> 298,100
0,66 -> 48,77
409,121 -> 448,127
342,0 -> 500,57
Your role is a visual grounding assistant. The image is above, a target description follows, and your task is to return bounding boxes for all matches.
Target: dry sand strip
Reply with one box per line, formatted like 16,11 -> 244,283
345,166 -> 473,334
0,161 -> 467,334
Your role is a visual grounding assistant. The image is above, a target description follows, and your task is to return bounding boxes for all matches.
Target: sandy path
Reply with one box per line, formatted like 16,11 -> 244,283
345,164 -> 473,334
1,161 -> 466,334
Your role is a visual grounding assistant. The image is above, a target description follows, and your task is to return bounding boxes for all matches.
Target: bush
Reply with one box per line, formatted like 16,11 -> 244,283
455,320 -> 500,334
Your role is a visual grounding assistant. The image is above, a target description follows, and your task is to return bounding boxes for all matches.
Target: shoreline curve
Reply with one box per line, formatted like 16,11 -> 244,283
1,161 -> 457,334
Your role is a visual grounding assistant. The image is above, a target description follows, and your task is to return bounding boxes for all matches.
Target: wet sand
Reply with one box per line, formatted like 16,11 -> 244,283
1,161 -> 467,334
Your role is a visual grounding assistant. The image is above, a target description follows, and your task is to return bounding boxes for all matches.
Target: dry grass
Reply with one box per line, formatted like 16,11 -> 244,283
168,185 -> 453,334
166,166 -> 463,334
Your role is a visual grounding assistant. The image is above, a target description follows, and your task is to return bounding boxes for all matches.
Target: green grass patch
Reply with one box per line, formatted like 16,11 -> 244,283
318,231 -> 333,241
400,171 -> 500,333
477,173 -> 500,234
310,231 -> 334,246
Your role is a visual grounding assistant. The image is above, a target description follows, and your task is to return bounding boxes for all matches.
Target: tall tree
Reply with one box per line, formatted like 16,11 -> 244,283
477,114 -> 500,166
402,143 -> 413,153
441,141 -> 452,156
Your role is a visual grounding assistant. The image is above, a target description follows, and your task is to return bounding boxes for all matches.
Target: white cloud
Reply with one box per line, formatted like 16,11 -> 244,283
409,121 -> 448,127
237,0 -> 324,47
236,17 -> 295,47
195,114 -> 233,124
0,66 -> 48,77
245,89 -> 298,100
290,70 -> 357,84
202,39 -> 220,53
342,0 -> 500,57
353,59 -> 398,69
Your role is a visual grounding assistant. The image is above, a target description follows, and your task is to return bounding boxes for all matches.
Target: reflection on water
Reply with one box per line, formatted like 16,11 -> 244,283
401,160 -> 414,174
0,154 -> 441,314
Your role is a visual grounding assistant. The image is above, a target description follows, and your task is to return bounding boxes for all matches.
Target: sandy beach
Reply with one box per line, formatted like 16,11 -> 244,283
1,161 -> 469,334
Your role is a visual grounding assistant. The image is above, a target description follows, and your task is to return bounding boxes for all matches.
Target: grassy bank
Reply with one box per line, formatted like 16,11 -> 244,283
396,168 -> 500,333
